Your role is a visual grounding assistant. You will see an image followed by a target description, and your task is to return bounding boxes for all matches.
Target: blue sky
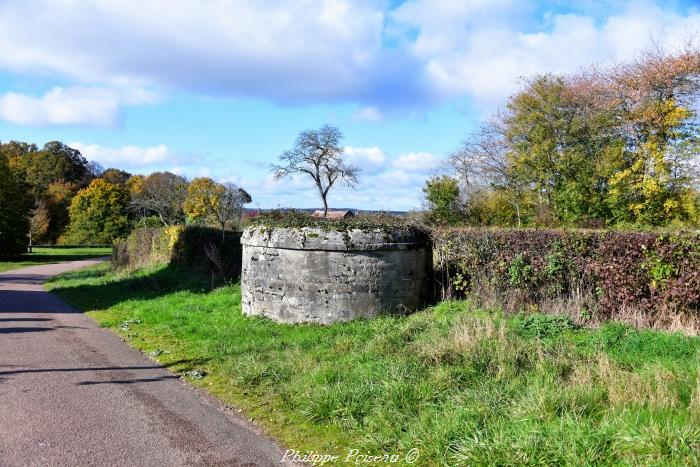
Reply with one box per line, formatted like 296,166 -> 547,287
0,1 -> 698,210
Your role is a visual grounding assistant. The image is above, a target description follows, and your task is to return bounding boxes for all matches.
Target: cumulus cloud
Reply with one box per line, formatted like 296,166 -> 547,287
344,146 -> 387,174
352,106 -> 384,122
70,142 -> 172,168
0,1 -> 696,116
392,152 -> 442,173
392,0 -> 700,108
0,0 -> 419,106
0,86 -> 155,127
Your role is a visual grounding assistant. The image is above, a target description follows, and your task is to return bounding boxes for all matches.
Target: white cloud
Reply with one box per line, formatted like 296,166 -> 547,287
0,0 -> 389,104
344,146 -> 387,174
352,106 -> 384,122
0,1 -> 696,116
392,151 -> 442,173
70,142 -> 171,168
0,86 -> 155,127
393,0 -> 700,108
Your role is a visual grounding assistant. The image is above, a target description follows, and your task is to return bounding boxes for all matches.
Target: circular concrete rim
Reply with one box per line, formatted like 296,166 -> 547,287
241,225 -> 429,251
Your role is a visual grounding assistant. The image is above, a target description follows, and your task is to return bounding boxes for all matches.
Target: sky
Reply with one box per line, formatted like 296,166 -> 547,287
0,1 -> 698,211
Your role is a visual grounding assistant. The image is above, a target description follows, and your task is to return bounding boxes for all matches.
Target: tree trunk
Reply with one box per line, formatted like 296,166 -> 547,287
322,195 -> 328,217
28,233 -> 32,253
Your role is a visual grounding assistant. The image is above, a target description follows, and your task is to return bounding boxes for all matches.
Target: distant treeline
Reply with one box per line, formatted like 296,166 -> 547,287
0,141 -> 251,258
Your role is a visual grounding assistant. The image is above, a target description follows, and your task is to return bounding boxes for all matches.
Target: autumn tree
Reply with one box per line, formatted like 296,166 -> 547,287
184,177 -> 251,236
42,181 -> 80,243
450,46 -> 700,227
273,124 -> 359,216
28,200 -> 50,251
603,47 -> 700,225
101,168 -> 132,185
129,172 -> 188,226
1,140 -> 94,241
66,179 -> 130,244
0,140 -> 37,176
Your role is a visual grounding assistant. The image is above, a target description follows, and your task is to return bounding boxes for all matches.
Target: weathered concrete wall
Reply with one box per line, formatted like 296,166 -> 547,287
240,226 -> 433,324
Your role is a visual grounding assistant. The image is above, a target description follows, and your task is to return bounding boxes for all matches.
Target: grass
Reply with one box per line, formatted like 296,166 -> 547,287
47,263 -> 700,465
0,247 -> 112,272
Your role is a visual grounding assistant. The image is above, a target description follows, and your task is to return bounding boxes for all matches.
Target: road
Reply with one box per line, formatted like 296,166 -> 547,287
0,260 -> 289,466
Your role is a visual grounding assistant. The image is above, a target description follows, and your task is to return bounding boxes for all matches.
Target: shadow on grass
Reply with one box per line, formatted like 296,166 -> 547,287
49,263 -> 237,312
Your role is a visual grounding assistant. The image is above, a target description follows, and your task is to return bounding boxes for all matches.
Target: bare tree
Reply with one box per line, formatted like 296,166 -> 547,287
272,124 -> 359,216
129,172 -> 188,226
449,118 -> 528,227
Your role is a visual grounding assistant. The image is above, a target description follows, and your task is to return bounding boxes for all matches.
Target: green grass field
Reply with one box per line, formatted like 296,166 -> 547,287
0,247 -> 112,273
47,263 -> 700,465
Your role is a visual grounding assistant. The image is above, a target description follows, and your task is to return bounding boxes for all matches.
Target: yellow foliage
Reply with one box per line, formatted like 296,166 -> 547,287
184,177 -> 224,223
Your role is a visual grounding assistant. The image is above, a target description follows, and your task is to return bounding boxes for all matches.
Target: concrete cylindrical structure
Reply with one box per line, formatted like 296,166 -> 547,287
240,226 -> 432,324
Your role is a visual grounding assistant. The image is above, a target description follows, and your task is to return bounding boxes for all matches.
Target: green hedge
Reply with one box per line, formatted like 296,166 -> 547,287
433,228 -> 700,332
113,226 -> 242,280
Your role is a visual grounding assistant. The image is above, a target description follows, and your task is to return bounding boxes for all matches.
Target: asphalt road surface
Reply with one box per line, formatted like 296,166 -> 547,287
0,260 -> 289,466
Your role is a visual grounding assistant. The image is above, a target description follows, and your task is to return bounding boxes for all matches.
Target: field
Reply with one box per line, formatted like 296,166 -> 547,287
47,263 -> 700,465
0,247 -> 112,273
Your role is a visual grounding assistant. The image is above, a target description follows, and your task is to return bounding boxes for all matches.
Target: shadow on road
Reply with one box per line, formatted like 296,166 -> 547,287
0,359 -> 206,386
0,325 -> 88,334
0,326 -> 53,334
77,375 -> 180,385
0,290 -> 83,314
0,317 -> 53,322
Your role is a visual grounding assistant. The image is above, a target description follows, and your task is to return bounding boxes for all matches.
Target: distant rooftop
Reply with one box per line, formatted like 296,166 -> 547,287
311,210 -> 355,219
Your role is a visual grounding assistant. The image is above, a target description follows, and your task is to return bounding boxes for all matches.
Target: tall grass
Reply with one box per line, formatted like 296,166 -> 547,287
48,264 -> 700,465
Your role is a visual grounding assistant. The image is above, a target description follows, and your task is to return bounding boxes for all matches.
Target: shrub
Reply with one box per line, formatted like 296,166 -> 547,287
433,228 -> 700,332
113,226 -> 242,280
66,179 -> 130,244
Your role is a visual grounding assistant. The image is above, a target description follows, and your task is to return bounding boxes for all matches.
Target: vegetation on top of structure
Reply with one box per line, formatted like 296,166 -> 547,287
250,209 -> 428,235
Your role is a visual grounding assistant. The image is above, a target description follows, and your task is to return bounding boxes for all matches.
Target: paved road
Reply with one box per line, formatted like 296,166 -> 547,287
0,260 -> 289,466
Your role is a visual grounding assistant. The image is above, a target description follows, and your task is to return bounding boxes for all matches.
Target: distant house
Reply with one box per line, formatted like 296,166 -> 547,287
311,210 -> 355,219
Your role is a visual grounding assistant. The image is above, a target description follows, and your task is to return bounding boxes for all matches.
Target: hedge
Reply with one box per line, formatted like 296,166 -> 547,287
113,226 -> 242,280
433,228 -> 700,332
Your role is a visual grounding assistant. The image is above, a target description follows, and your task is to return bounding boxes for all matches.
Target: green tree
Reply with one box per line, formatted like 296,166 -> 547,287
423,176 -> 462,225
20,141 -> 90,194
501,74 -> 617,225
66,179 -> 130,244
0,153 -> 29,257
